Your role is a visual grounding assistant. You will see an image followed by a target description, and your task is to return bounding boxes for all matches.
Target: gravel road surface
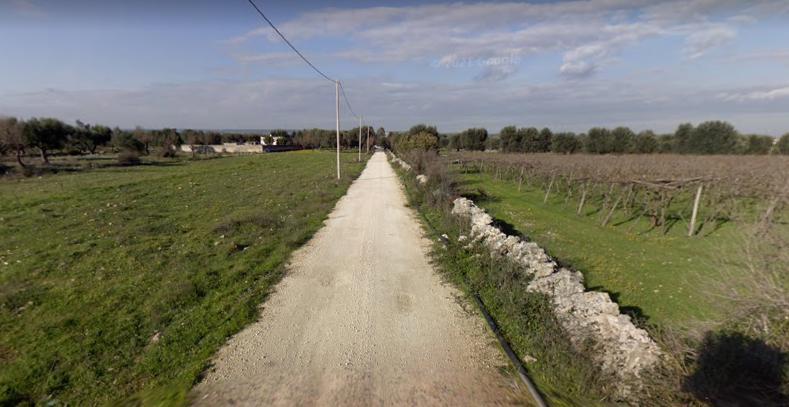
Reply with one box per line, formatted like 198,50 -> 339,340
191,152 -> 518,405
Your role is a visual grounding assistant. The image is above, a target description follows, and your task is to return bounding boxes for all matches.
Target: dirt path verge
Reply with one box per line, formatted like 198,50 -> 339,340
191,152 -> 518,405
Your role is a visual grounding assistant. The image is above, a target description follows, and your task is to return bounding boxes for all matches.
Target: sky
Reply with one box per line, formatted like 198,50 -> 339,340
1,0 -> 788,134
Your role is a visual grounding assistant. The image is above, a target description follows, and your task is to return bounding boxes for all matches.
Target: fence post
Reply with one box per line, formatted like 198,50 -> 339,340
543,174 -> 555,203
688,184 -> 703,237
577,183 -> 588,215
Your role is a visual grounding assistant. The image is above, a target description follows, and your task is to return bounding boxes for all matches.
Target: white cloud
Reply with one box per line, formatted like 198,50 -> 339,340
719,86 -> 789,102
5,77 -> 789,135
475,64 -> 518,82
730,49 -> 789,62
5,1 -> 789,135
560,61 -> 598,78
683,25 -> 737,59
228,0 -> 773,79
232,52 -> 300,65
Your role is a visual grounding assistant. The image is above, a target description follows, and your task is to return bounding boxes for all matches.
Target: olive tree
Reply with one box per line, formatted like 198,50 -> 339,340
743,135 -> 774,155
23,117 -> 70,164
634,130 -> 658,154
460,128 -> 488,151
0,117 -> 26,167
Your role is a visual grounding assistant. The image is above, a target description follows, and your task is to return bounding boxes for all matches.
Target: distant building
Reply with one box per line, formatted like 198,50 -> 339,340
261,134 -> 285,146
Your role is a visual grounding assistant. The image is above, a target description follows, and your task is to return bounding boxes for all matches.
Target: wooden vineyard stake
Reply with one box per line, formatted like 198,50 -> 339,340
688,184 -> 703,236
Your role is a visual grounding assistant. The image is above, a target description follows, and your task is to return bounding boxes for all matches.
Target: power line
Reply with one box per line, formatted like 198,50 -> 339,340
245,0 -> 361,122
245,0 -> 335,83
245,0 -> 367,180
339,82 -> 358,119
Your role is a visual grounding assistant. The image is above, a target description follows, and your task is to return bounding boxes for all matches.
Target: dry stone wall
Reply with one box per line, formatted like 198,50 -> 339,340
387,152 -> 662,400
390,154 -> 412,171
451,197 -> 662,399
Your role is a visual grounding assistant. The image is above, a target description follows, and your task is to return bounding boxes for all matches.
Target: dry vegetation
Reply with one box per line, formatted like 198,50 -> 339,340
451,152 -> 788,235
388,148 -> 789,404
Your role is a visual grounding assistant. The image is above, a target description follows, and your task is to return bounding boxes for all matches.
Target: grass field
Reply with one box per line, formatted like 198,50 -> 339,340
0,151 -> 366,405
456,169 -> 760,329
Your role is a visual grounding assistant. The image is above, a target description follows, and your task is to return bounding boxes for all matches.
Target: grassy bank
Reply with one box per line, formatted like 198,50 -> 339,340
393,151 -> 788,406
0,151 -> 367,405
391,153 -> 612,406
455,168 -> 788,333
455,170 -> 743,328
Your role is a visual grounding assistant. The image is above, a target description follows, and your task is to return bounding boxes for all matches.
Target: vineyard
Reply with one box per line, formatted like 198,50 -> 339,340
450,152 -> 789,237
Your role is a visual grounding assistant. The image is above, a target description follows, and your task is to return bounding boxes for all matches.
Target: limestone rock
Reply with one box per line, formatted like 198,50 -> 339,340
451,197 -> 662,400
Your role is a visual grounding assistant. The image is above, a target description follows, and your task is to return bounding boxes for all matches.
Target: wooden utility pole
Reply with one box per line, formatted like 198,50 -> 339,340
336,80 -> 341,179
358,115 -> 362,162
366,125 -> 370,154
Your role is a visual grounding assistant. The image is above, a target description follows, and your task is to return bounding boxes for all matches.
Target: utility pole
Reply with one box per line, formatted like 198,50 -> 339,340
336,80 -> 341,180
358,115 -> 362,162
366,125 -> 370,154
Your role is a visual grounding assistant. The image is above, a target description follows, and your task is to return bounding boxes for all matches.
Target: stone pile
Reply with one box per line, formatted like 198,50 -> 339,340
451,197 -> 662,399
390,155 -> 412,171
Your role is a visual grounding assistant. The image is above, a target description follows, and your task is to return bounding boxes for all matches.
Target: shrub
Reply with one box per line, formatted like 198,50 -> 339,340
776,134 -> 789,155
611,126 -> 635,153
117,150 -> 141,166
634,130 -> 658,153
744,134 -> 774,155
518,127 -> 541,152
498,126 -> 518,152
584,127 -> 614,154
112,131 -> 145,154
688,121 -> 739,154
551,132 -> 580,154
459,128 -> 488,151
393,131 -> 439,152
159,147 -> 177,158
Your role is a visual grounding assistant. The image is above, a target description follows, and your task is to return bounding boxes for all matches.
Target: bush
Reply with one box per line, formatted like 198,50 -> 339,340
688,121 -> 739,154
392,131 -> 439,152
112,132 -> 145,154
634,130 -> 658,153
518,127 -> 541,152
117,151 -> 141,166
584,127 -> 614,154
551,132 -> 580,154
744,135 -> 774,155
159,147 -> 177,158
404,150 -> 456,209
776,134 -> 789,155
611,127 -> 635,153
459,128 -> 488,151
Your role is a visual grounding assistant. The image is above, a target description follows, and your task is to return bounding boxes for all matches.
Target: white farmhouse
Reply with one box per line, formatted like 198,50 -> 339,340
260,134 -> 286,146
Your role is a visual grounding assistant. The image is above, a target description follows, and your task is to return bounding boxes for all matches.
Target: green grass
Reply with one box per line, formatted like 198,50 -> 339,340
391,159 -> 611,407
455,170 -> 752,329
422,212 -> 610,407
0,151 -> 366,405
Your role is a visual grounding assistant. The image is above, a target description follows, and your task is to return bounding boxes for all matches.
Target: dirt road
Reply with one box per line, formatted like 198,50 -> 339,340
191,152 -> 518,405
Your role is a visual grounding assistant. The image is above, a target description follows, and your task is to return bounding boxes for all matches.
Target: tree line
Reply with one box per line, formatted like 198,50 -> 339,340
0,116 -> 386,168
439,121 -> 789,155
291,126 -> 384,150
